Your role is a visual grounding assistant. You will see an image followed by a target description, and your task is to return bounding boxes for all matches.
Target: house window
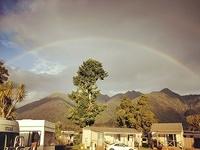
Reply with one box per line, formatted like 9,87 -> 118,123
116,134 -> 120,141
158,134 -> 165,137
128,135 -> 133,141
167,134 -> 177,147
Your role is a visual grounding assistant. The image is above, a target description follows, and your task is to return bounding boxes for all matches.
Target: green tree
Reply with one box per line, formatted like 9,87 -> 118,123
186,114 -> 200,130
0,61 -> 9,84
136,96 -> 157,132
116,96 -> 157,132
68,58 -> 108,127
0,62 -> 26,120
55,121 -> 64,144
116,97 -> 137,128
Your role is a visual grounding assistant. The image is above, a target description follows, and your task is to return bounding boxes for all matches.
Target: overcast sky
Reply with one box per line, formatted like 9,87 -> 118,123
0,0 -> 200,104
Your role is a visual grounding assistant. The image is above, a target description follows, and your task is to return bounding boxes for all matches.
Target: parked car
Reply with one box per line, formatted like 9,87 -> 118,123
142,137 -> 148,147
107,143 -> 136,150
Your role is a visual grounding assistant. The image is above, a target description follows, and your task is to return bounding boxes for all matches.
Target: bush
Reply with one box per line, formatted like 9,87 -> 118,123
134,141 -> 139,147
72,144 -> 87,150
73,134 -> 82,145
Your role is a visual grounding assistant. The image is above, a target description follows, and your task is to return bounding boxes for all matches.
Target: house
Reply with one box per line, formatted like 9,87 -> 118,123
151,123 -> 184,148
82,126 -> 142,150
17,119 -> 55,150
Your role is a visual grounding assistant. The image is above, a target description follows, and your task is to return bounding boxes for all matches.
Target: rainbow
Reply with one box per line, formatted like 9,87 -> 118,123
6,37 -> 199,78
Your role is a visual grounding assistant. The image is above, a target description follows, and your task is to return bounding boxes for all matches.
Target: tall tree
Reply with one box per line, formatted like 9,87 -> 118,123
0,62 -> 26,120
136,96 -> 157,132
0,61 -> 9,84
68,58 -> 108,127
186,114 -> 200,130
116,96 -> 157,132
116,97 -> 137,128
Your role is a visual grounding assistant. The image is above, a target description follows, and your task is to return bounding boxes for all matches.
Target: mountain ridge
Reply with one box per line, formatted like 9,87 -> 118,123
16,89 -> 200,128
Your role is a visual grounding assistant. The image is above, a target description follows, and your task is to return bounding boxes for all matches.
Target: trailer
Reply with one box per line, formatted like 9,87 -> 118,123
0,117 -> 24,150
17,119 -> 55,150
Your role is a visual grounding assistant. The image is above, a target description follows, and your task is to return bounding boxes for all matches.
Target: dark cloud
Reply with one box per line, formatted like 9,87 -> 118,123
1,0 -> 199,73
1,0 -> 200,103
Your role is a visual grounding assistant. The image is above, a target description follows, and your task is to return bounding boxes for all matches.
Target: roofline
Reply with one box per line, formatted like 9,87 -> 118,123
83,126 -> 142,133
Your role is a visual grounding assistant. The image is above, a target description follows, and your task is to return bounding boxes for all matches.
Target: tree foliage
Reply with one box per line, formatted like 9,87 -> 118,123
116,96 -> 157,132
116,97 -> 137,128
68,58 -> 108,127
55,121 -> 64,144
186,114 -> 200,130
0,61 -> 9,84
0,61 -> 25,119
136,96 -> 157,132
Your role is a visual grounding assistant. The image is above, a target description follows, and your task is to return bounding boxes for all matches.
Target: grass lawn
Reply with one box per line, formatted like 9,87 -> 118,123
138,147 -> 152,150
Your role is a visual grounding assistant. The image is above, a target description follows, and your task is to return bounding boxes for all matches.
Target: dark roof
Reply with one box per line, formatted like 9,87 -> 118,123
151,123 -> 183,133
83,127 -> 141,134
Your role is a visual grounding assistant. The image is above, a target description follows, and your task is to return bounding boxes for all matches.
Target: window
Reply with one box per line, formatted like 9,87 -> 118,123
128,135 -> 133,141
44,131 -> 55,146
32,132 -> 40,144
167,134 -> 177,147
0,132 -> 19,150
158,134 -> 165,137
117,134 -> 120,141
0,133 -> 6,150
20,131 -> 41,147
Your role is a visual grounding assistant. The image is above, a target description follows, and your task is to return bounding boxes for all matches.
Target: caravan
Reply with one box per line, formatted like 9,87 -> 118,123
17,119 -> 55,150
0,118 -> 24,150
0,118 -> 55,150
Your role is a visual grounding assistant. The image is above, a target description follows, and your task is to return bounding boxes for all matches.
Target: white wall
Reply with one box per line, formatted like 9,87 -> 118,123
82,128 -> 142,150
82,128 -> 92,148
17,120 -> 55,150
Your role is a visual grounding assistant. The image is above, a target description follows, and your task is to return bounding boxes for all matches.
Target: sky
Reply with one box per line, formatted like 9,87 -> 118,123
0,0 -> 200,105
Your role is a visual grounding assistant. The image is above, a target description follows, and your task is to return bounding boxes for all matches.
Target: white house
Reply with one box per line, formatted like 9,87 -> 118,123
151,123 -> 184,148
82,127 -> 142,150
17,119 -> 55,150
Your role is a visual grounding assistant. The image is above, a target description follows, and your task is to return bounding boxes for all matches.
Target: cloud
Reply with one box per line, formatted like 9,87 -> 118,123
0,39 -> 17,48
108,90 -> 128,96
17,90 -> 47,107
8,66 -> 71,92
0,0 -> 198,74
8,39 -> 200,97
30,58 -> 66,75
1,0 -> 200,102
8,66 -> 73,105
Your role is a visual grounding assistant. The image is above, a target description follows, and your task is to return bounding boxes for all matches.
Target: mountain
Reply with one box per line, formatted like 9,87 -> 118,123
181,94 -> 200,116
16,93 -> 78,129
160,88 -> 181,98
159,88 -> 200,116
97,94 -> 110,103
110,90 -> 142,100
146,91 -> 186,123
16,89 -> 200,128
95,90 -> 143,126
